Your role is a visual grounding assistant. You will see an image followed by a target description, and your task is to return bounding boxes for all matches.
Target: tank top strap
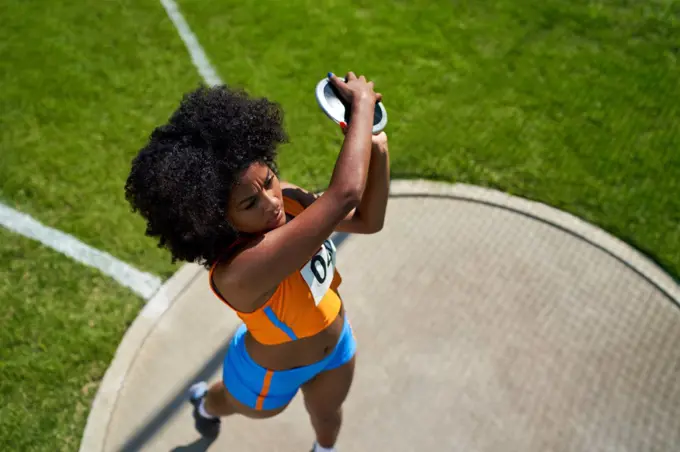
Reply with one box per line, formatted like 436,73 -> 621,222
283,195 -> 305,217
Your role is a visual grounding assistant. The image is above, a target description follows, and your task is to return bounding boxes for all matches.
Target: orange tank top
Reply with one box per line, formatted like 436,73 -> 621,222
208,196 -> 343,345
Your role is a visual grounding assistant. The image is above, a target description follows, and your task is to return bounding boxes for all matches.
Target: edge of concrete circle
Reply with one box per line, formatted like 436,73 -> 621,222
79,179 -> 680,452
389,179 -> 679,305
79,262 -> 204,452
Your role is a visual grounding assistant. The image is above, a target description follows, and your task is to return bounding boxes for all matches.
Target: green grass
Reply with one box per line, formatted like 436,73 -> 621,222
179,0 -> 680,278
0,0 -> 203,277
0,228 -> 143,451
1,0 -> 679,450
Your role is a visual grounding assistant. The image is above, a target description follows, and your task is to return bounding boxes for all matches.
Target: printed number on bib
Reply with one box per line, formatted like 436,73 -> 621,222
300,239 -> 337,305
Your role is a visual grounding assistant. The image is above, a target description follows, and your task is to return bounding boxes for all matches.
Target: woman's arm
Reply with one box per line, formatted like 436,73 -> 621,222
353,131 -> 390,232
214,73 -> 380,311
281,131 -> 391,234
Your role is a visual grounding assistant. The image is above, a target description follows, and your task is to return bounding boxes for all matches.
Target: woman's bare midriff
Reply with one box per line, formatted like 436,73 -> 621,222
244,305 -> 346,371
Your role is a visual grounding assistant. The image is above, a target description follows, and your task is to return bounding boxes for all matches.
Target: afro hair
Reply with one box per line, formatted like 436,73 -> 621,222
125,84 -> 288,268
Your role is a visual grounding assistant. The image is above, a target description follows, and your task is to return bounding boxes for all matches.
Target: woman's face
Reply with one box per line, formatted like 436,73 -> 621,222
227,161 -> 286,234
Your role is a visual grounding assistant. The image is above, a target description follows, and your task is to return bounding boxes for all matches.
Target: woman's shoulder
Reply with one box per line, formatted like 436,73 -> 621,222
209,236 -> 273,312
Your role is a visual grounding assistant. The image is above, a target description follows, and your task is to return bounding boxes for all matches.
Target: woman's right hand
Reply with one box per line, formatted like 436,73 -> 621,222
328,72 -> 382,106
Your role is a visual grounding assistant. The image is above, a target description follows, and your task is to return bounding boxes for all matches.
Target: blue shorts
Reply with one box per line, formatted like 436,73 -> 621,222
223,315 -> 356,411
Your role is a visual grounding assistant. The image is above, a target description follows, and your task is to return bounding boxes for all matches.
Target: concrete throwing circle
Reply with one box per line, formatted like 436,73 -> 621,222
86,181 -> 680,452
337,182 -> 680,451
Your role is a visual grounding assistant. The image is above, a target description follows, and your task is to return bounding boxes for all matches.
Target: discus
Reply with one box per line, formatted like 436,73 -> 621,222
315,76 -> 387,134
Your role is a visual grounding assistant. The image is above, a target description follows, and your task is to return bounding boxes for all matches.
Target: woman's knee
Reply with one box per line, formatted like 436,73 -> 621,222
204,381 -> 235,416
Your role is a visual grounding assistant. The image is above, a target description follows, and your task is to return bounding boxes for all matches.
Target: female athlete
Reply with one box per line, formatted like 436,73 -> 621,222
124,72 -> 390,452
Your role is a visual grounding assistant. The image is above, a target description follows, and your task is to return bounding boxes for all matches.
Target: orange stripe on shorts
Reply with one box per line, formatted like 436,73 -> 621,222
255,370 -> 274,410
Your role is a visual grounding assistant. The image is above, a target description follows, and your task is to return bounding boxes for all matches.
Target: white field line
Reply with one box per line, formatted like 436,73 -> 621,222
158,0 -> 222,85
0,202 -> 162,299
1,0 -> 222,302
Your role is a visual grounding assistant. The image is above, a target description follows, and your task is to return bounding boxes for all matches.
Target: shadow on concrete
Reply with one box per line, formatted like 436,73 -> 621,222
330,231 -> 350,248
115,334 -> 231,452
169,436 -> 217,452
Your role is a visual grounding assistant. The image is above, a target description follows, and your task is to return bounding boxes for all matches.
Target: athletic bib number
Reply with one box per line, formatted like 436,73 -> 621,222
300,239 -> 337,305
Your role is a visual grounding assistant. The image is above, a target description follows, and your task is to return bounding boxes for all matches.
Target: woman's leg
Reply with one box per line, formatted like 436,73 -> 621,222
191,324 -> 291,436
301,356 -> 356,449
190,378 -> 289,437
